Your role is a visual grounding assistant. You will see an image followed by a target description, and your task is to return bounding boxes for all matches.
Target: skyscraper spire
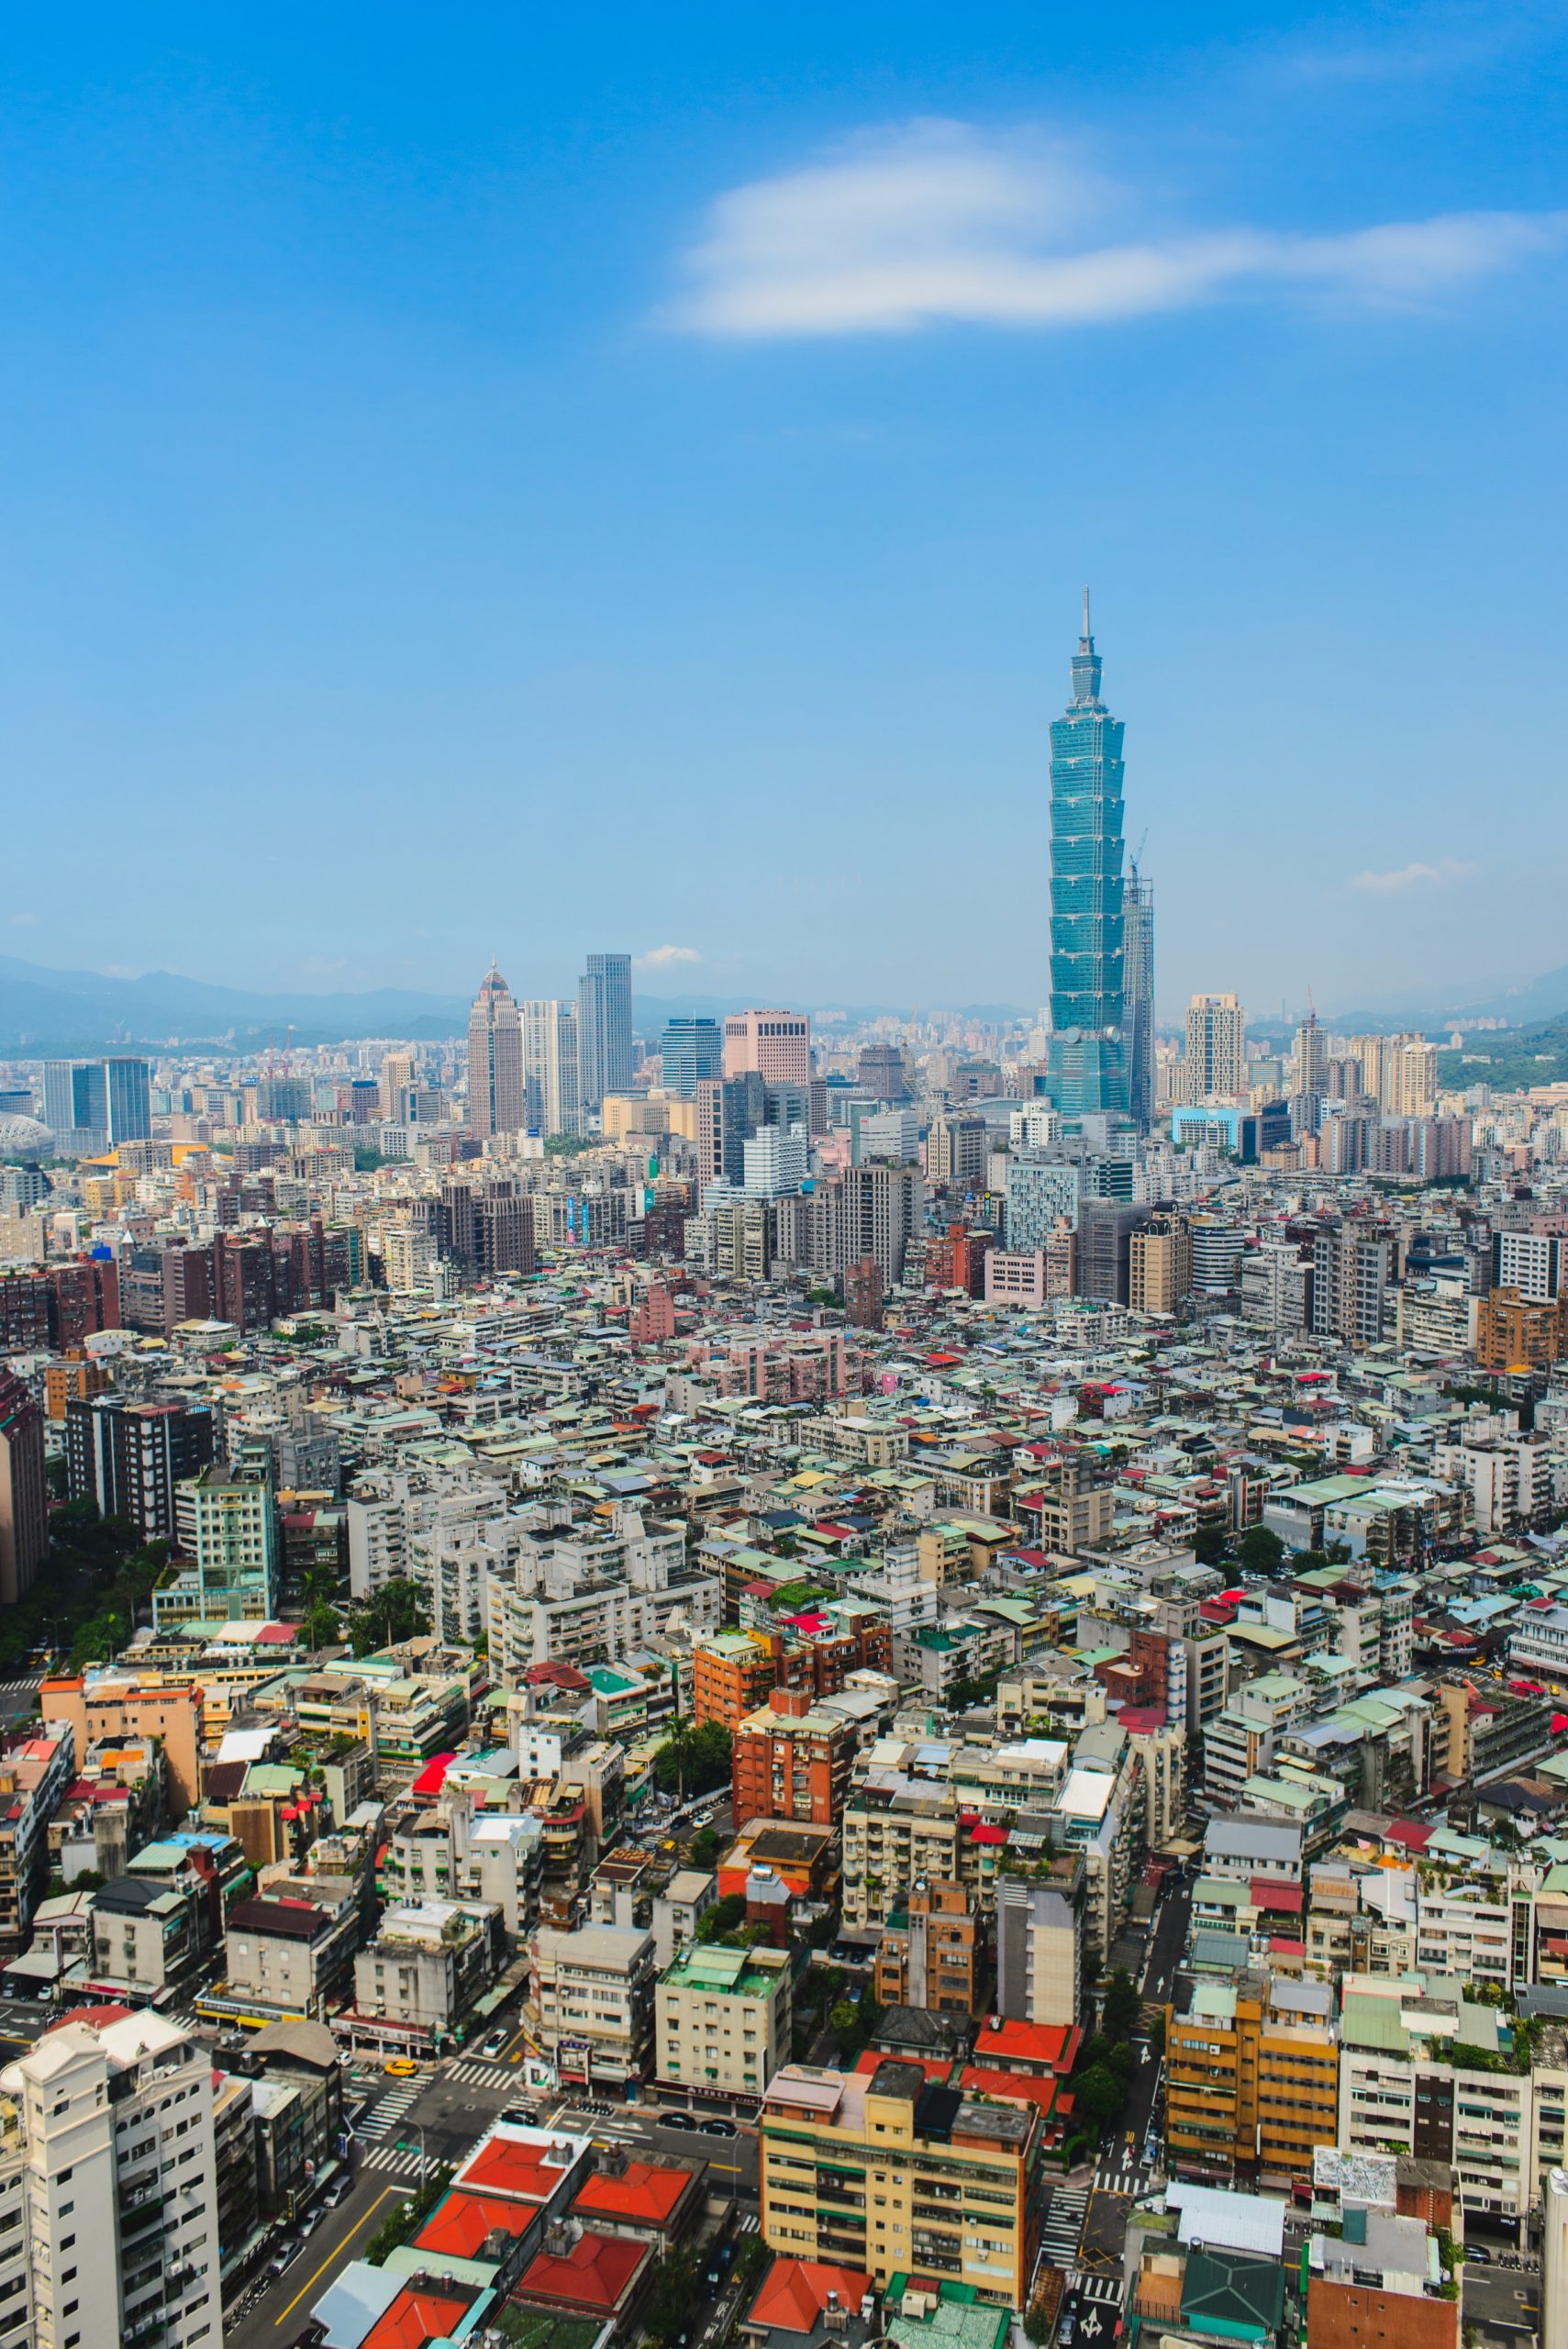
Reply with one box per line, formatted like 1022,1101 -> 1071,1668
1047,598 -> 1129,1119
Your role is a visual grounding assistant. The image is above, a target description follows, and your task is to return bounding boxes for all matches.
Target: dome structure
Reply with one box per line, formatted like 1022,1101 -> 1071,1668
0,1115 -> 53,1156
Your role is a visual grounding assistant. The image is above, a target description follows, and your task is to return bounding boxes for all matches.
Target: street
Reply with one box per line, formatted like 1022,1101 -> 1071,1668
1462,2262 -> 1541,2341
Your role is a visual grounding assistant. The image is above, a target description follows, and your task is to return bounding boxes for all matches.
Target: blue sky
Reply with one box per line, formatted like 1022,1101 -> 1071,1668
3,3 -> 1566,1020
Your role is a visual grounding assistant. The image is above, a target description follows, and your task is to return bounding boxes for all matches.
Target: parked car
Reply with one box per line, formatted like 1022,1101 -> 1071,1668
701,2117 -> 737,2137
662,2112 -> 700,2132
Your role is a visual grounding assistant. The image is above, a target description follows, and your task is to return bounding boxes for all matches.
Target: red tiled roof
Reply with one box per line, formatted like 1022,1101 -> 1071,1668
457,2133 -> 575,2205
749,2259 -> 872,2335
1382,1820 -> 1434,1851
517,2229 -> 647,2312
573,2159 -> 693,2226
414,2188 -> 535,2261
1250,1877 -> 1304,1914
968,2017 -> 1079,2074
361,2287 -> 472,2349
969,1821 -> 1008,1846
852,2051 -> 951,2082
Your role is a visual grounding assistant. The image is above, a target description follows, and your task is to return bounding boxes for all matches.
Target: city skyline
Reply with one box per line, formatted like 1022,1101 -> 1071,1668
0,8 -> 1565,1010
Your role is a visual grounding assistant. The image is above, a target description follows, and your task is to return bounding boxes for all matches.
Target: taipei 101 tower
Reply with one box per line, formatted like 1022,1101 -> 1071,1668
1045,593 -> 1130,1119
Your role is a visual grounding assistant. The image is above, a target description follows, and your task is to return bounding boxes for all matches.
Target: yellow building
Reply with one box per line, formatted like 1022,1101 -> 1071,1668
760,2058 -> 1039,2308
1164,1970 -> 1339,2190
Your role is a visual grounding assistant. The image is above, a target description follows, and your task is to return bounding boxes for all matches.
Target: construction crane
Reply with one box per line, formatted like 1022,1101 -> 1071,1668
1129,828 -> 1148,879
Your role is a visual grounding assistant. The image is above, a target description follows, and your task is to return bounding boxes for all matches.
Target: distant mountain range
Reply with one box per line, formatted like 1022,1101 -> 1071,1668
0,957 -> 472,1054
4,947 -> 1567,1059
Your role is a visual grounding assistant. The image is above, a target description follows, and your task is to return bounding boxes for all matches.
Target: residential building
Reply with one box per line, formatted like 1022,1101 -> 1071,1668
732,1688 -> 860,1830
350,1898 -> 503,2054
995,1867 -> 1084,2029
874,1879 -> 979,2016
655,1941 -> 792,2106
1129,1212 -> 1192,1314
1182,994 -> 1246,1103
0,1374 -> 47,1608
0,2008 -> 219,2349
157,1461 -> 281,1626
1164,1971 -> 1339,2188
522,997 -> 582,1137
760,2058 -> 1040,2306
65,1396 -> 216,1543
530,1920 -> 657,2092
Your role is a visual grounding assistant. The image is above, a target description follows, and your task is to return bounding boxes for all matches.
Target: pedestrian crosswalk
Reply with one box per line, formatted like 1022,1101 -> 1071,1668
357,2082 -> 422,2140
1094,2162 -> 1143,2196
360,2142 -> 430,2177
1037,2185 -> 1089,2269
736,2210 -> 759,2235
1078,2276 -> 1124,2309
0,1679 -> 40,1695
443,2059 -> 516,2089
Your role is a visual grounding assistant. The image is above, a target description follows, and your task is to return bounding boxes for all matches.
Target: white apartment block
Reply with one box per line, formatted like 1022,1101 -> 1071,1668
0,2010 -> 219,2349
530,1922 -> 656,2091
655,1943 -> 792,2105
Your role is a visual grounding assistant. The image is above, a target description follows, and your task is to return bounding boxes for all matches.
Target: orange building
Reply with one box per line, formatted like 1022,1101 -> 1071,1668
731,1687 -> 858,1830
44,1352 -> 111,1424
1475,1285 -> 1567,1374
40,1675 -> 203,1814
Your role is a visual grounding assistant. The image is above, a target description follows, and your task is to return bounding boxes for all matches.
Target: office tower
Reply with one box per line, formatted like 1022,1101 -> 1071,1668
1183,992 -> 1246,1102
0,1373 -> 47,1607
926,1113 -> 989,1188
379,1050 -> 416,1119
42,1059 -> 107,1144
576,952 -> 633,1112
722,1008 -> 811,1086
521,999 -> 581,1137
1047,596 -> 1129,1117
1294,1012 -> 1328,1097
659,1017 -> 723,1097
65,1396 -> 216,1540
466,964 -> 527,1140
103,1056 -> 151,1144
856,1041 -> 907,1102
0,2008 -> 220,2349
1124,870 -> 1155,1132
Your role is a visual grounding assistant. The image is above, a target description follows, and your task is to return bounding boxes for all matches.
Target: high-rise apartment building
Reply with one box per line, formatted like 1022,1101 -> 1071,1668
159,1462 -> 280,1624
103,1057 -> 152,1145
466,964 -> 527,1139
576,952 -> 633,1112
0,2009 -> 220,2349
1164,1971 -> 1338,2188
522,999 -> 581,1137
1047,597 -> 1129,1117
0,1374 -> 47,1607
1129,1211 -> 1192,1315
1294,1013 -> 1328,1098
378,1050 -> 416,1119
1312,1226 -> 1390,1348
760,2058 -> 1040,2306
722,1008 -> 811,1086
995,1868 -> 1084,2028
1124,870 -> 1155,1132
659,1017 -> 723,1097
1382,1035 -> 1440,1119
1183,993 -> 1246,1102
65,1397 -> 216,1541
820,1162 -> 923,1290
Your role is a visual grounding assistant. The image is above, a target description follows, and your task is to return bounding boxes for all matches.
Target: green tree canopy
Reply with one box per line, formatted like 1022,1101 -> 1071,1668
1237,1524 -> 1285,1573
346,1575 -> 429,1657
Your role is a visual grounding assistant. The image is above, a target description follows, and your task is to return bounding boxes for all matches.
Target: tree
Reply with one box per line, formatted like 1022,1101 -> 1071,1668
696,1894 -> 747,1943
653,1719 -> 731,1798
640,2249 -> 700,2347
689,1826 -> 721,1869
346,1575 -> 429,1657
1237,1525 -> 1285,1574
828,2000 -> 859,2037
1101,1967 -> 1141,2041
1191,1524 -> 1229,1565
303,1598 -> 341,1651
1072,2063 -> 1125,2125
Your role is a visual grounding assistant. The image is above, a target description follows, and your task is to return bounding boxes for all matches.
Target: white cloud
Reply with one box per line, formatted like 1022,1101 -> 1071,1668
669,119 -> 1568,337
635,944 -> 703,971
1351,858 -> 1477,895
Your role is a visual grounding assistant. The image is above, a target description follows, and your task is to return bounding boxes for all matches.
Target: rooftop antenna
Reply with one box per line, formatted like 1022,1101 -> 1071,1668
1082,584 -> 1092,643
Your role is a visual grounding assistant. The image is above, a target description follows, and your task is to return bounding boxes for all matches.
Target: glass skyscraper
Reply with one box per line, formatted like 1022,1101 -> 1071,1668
1046,599 -> 1129,1119
1124,871 -> 1155,1133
